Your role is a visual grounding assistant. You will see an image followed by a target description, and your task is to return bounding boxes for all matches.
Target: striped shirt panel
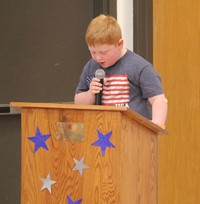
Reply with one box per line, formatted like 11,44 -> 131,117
102,74 -> 130,105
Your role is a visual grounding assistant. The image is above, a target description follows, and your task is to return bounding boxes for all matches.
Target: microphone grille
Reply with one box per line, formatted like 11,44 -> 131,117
95,69 -> 105,79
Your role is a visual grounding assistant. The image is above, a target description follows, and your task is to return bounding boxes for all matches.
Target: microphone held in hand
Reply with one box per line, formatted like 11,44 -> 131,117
95,69 -> 105,105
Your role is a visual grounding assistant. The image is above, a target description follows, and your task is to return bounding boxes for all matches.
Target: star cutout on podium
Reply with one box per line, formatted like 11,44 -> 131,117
91,129 -> 116,156
67,195 -> 82,204
28,127 -> 51,153
40,173 -> 56,193
72,157 -> 89,176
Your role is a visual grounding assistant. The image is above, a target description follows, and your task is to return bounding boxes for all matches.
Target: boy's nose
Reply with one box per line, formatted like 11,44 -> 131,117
96,54 -> 103,61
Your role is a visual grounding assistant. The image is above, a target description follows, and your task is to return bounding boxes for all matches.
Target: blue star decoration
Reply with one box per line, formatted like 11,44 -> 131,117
28,127 -> 51,153
91,130 -> 116,156
40,173 -> 56,193
67,195 -> 82,204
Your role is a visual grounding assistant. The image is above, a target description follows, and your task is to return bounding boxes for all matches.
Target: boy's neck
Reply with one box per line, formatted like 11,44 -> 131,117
120,47 -> 127,58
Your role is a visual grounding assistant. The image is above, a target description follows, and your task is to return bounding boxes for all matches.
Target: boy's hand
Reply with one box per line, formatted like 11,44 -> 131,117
89,77 -> 103,95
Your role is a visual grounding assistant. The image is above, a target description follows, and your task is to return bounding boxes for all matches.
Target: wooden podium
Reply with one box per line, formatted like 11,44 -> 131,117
10,102 -> 166,204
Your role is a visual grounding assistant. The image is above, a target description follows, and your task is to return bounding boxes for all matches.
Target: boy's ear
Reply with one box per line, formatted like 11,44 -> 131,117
118,39 -> 124,47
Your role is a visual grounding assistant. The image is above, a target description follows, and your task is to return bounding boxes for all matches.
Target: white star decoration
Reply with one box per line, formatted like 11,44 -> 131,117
72,157 -> 89,176
40,173 -> 56,193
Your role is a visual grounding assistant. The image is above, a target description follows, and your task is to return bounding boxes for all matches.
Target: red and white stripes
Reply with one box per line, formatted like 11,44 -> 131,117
102,74 -> 130,105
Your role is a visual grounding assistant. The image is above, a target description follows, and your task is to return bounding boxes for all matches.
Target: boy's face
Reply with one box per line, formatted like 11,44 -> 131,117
88,40 -> 123,68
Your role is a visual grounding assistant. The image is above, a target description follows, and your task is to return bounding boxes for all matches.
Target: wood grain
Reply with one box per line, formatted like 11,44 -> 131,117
16,103 -> 160,203
11,102 -> 167,135
153,1 -> 200,203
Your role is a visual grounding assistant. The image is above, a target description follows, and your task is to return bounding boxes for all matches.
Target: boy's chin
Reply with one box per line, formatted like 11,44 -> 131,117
100,63 -> 112,68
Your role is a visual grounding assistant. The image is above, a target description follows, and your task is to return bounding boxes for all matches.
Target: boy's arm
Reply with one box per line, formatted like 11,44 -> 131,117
74,77 -> 102,105
74,91 -> 95,104
148,94 -> 168,128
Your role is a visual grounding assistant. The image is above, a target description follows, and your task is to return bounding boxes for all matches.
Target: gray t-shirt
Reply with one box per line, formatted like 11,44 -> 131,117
75,49 -> 164,120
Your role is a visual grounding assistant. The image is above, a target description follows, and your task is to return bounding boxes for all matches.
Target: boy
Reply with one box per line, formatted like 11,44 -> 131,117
74,14 -> 168,128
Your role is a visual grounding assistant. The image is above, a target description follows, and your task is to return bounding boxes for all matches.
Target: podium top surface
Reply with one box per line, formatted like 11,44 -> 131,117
10,102 -> 167,135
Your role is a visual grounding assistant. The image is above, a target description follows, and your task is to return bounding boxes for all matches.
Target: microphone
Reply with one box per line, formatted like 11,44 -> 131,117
95,69 -> 105,105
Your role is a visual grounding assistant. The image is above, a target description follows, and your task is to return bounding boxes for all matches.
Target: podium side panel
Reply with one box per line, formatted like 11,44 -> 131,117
119,114 -> 158,204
